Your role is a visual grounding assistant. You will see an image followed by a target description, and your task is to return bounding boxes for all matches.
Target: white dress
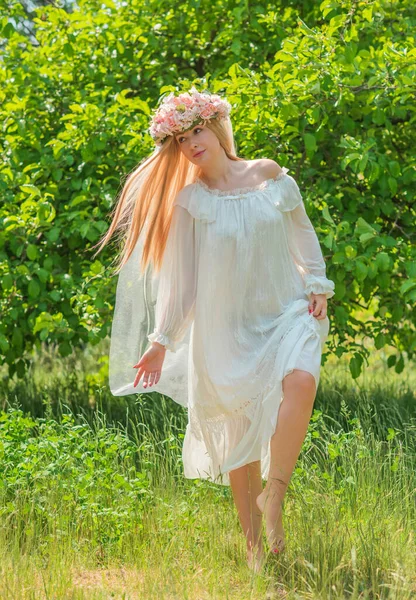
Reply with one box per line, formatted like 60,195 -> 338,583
109,167 -> 335,486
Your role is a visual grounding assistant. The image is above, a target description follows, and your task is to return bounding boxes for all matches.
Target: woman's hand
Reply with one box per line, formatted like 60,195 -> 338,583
308,293 -> 327,320
133,342 -> 166,388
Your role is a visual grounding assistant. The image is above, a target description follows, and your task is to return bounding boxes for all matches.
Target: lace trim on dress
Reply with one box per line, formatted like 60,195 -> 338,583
195,167 -> 290,197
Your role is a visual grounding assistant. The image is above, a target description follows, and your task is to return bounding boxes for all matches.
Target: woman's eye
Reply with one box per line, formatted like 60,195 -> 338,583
178,128 -> 201,143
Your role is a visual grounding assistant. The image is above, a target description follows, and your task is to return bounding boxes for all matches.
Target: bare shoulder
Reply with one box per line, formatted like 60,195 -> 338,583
252,158 -> 283,180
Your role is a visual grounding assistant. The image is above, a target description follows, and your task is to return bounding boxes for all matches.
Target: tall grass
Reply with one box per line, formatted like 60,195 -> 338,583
0,341 -> 414,599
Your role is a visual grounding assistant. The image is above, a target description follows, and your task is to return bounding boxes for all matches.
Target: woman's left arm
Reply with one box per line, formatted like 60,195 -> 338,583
284,201 -> 335,320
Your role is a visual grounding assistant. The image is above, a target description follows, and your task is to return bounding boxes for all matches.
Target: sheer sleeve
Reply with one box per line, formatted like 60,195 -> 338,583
283,201 -> 335,299
147,204 -> 197,352
108,197 -> 198,401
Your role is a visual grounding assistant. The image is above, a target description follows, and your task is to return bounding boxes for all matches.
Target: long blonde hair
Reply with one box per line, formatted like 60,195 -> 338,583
91,116 -> 244,276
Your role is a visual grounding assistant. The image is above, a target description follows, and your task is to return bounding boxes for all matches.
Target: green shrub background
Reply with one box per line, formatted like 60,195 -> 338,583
1,0 -> 415,381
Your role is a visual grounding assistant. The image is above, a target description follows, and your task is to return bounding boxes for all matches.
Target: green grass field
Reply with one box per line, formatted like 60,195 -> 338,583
0,342 -> 414,599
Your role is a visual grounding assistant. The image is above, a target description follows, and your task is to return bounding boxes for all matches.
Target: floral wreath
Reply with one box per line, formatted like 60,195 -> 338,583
149,86 -> 232,146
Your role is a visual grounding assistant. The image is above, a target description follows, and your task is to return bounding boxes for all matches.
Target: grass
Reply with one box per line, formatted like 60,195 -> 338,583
0,340 -> 415,599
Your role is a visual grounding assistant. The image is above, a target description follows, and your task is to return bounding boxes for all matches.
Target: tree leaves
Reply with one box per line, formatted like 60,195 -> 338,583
349,353 -> 364,379
0,0 -> 414,380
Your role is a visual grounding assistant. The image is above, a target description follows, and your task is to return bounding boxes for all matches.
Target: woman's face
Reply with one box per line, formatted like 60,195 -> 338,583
175,122 -> 220,165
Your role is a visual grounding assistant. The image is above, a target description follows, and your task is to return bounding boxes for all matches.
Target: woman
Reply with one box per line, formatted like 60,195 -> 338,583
95,87 -> 335,572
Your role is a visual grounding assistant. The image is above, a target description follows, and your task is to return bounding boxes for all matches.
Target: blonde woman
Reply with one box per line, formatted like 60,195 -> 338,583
95,87 -> 335,572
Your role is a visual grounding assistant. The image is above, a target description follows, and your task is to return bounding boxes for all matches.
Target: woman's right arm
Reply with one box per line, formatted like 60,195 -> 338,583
147,203 -> 198,352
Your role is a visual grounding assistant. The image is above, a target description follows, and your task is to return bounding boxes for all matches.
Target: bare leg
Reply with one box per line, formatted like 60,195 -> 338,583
229,460 -> 265,570
256,369 -> 316,553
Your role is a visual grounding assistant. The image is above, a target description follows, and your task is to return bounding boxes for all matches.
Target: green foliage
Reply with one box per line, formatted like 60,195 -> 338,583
0,408 -> 154,550
0,0 -> 415,380
1,400 -> 415,591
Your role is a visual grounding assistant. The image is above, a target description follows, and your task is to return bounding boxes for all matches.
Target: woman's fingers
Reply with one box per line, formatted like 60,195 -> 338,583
133,347 -> 165,384
312,300 -> 322,316
133,367 -> 158,388
311,296 -> 327,320
316,307 -> 327,320
309,293 -> 318,314
133,366 -> 145,387
142,370 -> 161,388
308,300 -> 314,313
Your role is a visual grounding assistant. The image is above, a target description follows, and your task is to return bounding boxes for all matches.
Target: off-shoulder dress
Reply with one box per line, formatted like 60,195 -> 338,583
109,167 -> 335,486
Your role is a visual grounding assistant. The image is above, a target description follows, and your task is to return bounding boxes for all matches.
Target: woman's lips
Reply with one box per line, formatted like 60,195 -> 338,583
193,150 -> 205,158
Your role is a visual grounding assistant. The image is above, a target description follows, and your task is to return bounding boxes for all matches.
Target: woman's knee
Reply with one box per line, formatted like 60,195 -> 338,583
283,369 -> 316,399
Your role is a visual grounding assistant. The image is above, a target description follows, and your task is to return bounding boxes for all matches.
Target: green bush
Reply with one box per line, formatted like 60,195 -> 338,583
0,0 -> 415,380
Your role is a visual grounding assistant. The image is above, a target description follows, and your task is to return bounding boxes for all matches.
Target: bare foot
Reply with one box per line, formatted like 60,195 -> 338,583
256,486 -> 286,555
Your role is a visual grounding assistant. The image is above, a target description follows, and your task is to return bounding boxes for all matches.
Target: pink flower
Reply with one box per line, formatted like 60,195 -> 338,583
200,105 -> 214,118
149,87 -> 231,144
167,115 -> 177,128
179,94 -> 193,107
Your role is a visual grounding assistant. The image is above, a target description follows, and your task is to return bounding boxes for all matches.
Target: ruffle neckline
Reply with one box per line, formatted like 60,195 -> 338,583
195,167 -> 290,198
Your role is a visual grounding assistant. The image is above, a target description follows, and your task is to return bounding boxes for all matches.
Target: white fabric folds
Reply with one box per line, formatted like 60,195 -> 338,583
109,167 -> 335,485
